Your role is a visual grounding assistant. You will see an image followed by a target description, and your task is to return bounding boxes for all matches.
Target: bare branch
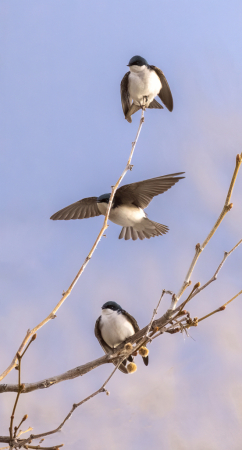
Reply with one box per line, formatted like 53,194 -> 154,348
145,290 -> 172,337
0,111 -> 145,383
16,360 -> 124,448
197,290 -> 242,324
188,238 -> 242,301
174,153 -> 242,306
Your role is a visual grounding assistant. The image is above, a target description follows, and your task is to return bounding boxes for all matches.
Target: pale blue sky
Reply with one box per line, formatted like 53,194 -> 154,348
1,1 -> 242,449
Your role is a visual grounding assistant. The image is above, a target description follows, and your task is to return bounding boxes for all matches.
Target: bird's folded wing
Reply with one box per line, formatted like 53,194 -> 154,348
94,317 -> 113,355
50,197 -> 101,220
122,311 -> 140,333
120,72 -> 132,117
115,173 -> 185,209
150,65 -> 173,112
94,317 -> 128,374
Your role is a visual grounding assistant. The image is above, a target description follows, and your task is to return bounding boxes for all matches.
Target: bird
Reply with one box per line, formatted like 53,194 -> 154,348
95,301 -> 148,374
121,55 -> 173,123
50,172 -> 185,240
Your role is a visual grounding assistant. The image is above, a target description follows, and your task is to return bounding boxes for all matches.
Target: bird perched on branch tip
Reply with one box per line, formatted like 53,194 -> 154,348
121,55 -> 173,123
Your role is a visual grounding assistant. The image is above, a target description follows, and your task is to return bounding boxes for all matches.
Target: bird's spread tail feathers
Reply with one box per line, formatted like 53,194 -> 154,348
119,219 -> 169,241
148,99 -> 163,109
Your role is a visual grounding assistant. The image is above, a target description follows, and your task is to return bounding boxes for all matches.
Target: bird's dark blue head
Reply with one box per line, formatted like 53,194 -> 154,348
102,301 -> 122,312
128,55 -> 148,67
97,193 -> 111,204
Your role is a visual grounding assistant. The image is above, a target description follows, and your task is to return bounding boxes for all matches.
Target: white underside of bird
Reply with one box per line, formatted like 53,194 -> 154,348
100,309 -> 135,348
97,202 -> 146,227
129,65 -> 162,107
97,201 -> 168,240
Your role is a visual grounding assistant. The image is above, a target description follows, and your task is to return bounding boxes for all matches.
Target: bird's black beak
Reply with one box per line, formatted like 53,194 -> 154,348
127,64 -> 130,67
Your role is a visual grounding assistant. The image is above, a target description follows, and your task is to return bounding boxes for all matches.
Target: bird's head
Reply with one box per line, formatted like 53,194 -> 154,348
102,301 -> 122,314
127,55 -> 148,68
97,193 -> 111,204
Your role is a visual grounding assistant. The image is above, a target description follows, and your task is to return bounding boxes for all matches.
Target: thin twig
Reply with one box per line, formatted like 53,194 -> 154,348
9,354 -> 22,448
197,290 -> 242,324
17,360 -> 124,448
24,445 -> 63,450
174,153 -> 242,306
8,337 -> 36,449
0,111 -> 145,383
146,290 -> 172,337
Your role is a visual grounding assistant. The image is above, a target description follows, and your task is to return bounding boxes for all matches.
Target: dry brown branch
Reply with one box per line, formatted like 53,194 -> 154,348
24,445 -> 63,449
0,111 -> 145,383
175,153 -> 242,305
196,290 -> 242,324
0,284 -> 240,447
145,290 -> 172,336
172,238 -> 242,315
15,360 -> 125,449
8,336 -> 37,450
187,239 -> 242,301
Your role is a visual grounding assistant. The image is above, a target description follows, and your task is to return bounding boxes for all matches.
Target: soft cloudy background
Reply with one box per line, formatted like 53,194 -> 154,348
1,1 -> 242,449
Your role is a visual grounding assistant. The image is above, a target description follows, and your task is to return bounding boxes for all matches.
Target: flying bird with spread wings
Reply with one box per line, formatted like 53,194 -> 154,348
50,172 -> 185,240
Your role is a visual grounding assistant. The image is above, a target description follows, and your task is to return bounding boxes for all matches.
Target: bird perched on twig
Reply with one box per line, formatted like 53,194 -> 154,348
50,172 -> 185,240
121,55 -> 173,123
95,301 -> 148,374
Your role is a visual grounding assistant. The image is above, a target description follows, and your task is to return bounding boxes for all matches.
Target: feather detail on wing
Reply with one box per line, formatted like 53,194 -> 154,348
115,173 -> 185,209
150,65 -> 173,112
50,197 -> 101,220
120,72 -> 132,120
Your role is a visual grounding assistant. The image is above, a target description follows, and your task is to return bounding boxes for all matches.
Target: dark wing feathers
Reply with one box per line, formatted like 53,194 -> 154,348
120,72 -> 132,120
122,311 -> 140,333
94,317 -> 128,374
50,197 -> 101,221
123,311 -> 149,366
115,173 -> 185,209
150,65 -> 173,112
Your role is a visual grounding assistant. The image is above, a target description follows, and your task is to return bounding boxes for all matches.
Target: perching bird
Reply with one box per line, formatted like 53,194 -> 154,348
50,172 -> 185,240
95,301 -> 148,374
121,55 -> 173,123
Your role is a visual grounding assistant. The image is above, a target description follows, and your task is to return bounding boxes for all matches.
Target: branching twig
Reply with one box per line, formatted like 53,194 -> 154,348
8,335 -> 36,450
0,111 -> 145,383
145,290 -> 172,337
16,360 -> 124,448
174,153 -> 242,307
196,290 -> 242,324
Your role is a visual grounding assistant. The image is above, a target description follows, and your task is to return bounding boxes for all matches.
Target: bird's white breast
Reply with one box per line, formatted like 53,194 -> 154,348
129,65 -> 161,106
100,310 -> 135,348
97,202 -> 146,227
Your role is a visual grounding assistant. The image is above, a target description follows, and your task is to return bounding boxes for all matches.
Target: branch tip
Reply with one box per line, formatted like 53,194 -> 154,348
236,153 -> 242,163
193,282 -> 201,290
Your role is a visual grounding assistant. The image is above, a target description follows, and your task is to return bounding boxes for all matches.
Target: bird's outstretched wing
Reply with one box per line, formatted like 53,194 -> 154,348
150,65 -> 173,112
94,317 -> 128,374
50,197 -> 101,220
120,72 -> 132,122
115,173 -> 185,209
